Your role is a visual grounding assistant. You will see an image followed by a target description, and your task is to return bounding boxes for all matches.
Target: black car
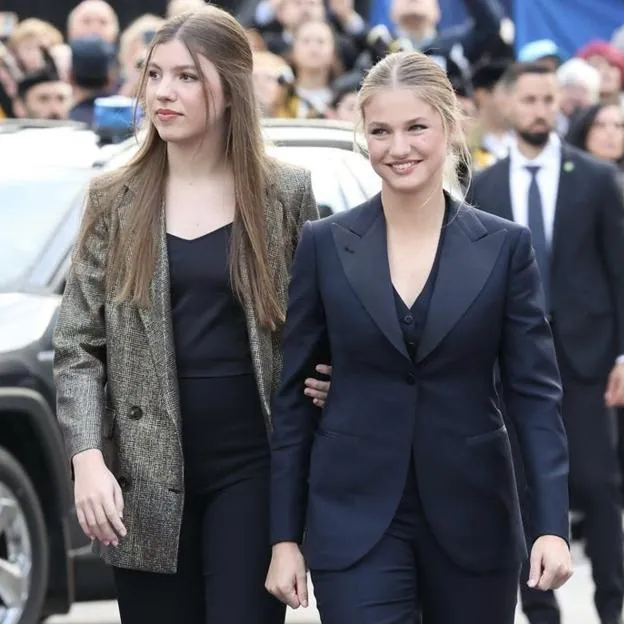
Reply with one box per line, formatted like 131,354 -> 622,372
0,119 -> 378,623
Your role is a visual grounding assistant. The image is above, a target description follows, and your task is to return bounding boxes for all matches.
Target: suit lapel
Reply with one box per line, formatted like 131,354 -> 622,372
237,192 -> 286,415
332,195 -> 410,361
415,204 -> 506,363
551,145 -> 578,264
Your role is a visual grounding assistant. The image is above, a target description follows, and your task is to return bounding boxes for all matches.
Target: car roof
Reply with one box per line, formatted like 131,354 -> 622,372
0,120 -> 102,169
0,118 -> 369,170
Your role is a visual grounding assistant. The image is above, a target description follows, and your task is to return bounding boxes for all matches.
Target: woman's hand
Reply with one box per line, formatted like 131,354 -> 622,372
72,449 -> 127,547
265,542 -> 309,609
304,364 -> 332,407
528,535 -> 573,590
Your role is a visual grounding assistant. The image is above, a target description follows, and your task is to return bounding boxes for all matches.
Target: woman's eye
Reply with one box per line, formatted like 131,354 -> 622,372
180,73 -> 198,81
410,124 -> 427,131
147,70 -> 159,79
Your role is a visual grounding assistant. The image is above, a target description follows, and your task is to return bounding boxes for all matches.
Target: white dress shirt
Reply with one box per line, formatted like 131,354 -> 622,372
509,133 -> 624,366
509,133 -> 561,247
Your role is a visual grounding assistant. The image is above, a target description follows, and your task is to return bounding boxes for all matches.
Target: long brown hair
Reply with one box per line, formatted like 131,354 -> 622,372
77,6 -> 284,330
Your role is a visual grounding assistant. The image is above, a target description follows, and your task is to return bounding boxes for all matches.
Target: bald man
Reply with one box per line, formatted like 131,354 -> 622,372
67,0 -> 119,45
167,0 -> 207,18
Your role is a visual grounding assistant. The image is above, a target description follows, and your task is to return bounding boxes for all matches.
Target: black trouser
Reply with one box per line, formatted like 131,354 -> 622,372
113,473 -> 285,624
521,351 -> 624,624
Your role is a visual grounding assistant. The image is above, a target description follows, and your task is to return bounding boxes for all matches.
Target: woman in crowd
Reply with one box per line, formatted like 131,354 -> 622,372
53,6 -> 328,624
287,18 -> 342,118
566,102 -> 624,179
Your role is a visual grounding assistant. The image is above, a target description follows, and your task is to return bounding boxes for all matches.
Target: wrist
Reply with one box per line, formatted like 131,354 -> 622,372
72,448 -> 104,467
272,541 -> 300,552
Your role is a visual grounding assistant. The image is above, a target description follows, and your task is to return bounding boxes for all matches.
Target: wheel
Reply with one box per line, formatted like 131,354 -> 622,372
0,447 -> 49,624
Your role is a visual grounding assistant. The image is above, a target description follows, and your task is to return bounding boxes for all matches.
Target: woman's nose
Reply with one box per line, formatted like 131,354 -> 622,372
389,133 -> 410,157
156,76 -> 175,100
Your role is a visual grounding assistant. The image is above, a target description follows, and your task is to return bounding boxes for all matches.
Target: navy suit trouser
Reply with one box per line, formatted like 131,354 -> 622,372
311,464 -> 520,624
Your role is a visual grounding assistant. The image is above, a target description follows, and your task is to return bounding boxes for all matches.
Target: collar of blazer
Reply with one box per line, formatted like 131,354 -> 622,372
331,192 -> 505,364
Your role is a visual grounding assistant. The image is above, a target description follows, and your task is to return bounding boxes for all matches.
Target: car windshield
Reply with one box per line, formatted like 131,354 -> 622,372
0,169 -> 89,290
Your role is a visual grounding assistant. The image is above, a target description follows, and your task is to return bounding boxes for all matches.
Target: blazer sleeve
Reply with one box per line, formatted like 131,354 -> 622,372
271,169 -> 320,397
53,184 -> 109,463
294,170 -> 320,241
597,165 -> 624,355
270,221 -> 329,545
499,227 -> 570,544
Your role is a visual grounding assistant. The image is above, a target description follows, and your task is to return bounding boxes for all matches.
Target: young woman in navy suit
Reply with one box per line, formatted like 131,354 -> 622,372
265,51 -> 573,623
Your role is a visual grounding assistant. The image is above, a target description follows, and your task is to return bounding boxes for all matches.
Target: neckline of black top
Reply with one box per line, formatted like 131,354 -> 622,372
167,222 -> 233,243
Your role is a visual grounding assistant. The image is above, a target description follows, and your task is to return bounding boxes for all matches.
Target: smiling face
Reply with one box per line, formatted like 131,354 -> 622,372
144,39 -> 226,146
363,87 -> 448,196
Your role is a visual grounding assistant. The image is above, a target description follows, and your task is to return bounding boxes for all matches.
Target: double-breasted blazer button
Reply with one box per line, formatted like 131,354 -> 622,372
406,373 -> 417,386
117,476 -> 131,491
129,406 -> 143,420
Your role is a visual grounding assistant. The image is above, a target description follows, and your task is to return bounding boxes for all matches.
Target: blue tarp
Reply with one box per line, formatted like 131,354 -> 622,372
368,0 -> 622,58
514,0 -> 624,59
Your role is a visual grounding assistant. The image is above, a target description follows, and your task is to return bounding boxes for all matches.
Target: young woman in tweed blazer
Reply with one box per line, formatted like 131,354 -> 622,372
53,7 -> 329,623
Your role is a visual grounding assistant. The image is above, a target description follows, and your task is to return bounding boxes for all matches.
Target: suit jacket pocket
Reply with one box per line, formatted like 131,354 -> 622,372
465,424 -> 507,446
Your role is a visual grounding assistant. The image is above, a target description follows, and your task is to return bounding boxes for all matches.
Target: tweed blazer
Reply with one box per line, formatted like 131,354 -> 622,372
53,159 -> 319,573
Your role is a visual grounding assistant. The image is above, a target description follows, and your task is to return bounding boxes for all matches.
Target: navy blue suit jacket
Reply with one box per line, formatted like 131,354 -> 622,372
270,194 -> 569,573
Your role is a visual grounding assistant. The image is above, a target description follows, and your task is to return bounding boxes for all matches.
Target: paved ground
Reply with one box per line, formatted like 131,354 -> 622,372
46,543 -> 603,623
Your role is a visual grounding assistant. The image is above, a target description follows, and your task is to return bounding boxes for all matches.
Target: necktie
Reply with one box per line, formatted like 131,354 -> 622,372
526,165 -> 550,311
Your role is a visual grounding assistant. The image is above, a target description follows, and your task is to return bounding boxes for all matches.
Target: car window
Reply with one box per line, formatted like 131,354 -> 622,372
0,169 -> 89,290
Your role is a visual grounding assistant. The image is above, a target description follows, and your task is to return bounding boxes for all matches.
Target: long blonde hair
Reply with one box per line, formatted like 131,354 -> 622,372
77,6 -> 284,330
358,51 -> 472,198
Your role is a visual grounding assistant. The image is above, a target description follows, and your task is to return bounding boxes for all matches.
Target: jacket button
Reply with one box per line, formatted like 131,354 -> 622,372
129,406 -> 143,420
117,476 -> 131,491
406,373 -> 417,385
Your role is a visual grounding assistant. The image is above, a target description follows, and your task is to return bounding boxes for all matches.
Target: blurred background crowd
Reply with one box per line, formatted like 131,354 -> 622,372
0,0 -> 622,178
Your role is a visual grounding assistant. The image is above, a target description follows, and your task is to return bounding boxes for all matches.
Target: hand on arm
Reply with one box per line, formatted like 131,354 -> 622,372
304,364 -> 332,407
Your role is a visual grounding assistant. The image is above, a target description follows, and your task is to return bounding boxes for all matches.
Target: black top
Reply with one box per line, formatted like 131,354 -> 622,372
167,224 -> 254,378
393,210 -> 448,362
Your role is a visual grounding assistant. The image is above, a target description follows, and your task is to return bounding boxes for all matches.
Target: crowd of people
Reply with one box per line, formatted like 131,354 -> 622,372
0,0 -> 622,175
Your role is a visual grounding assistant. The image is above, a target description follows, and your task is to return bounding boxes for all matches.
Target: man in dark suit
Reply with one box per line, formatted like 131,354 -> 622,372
469,62 -> 624,624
